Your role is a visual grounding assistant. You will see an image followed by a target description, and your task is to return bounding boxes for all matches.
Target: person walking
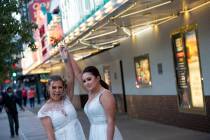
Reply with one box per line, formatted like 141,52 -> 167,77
0,91 -> 3,113
68,51 -> 123,140
28,86 -> 36,108
1,87 -> 25,138
42,83 -> 49,101
15,86 -> 23,106
21,87 -> 27,107
37,46 -> 86,140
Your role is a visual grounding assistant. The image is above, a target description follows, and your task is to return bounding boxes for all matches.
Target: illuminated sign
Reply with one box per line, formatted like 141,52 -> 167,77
47,7 -> 63,46
59,0 -> 110,35
171,25 -> 205,114
28,0 -> 52,62
21,45 -> 42,75
28,0 -> 50,23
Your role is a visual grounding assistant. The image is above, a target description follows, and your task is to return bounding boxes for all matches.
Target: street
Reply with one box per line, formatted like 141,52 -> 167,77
0,105 -> 210,140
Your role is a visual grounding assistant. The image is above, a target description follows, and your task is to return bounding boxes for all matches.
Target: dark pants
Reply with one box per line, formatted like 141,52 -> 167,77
0,105 -> 3,113
23,97 -> 27,107
29,98 -> 35,108
7,113 -> 19,136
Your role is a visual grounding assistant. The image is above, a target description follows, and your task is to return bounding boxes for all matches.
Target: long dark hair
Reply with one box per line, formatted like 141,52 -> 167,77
83,66 -> 109,89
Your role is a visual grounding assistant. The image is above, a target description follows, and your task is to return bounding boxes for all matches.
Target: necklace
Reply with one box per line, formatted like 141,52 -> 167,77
45,99 -> 67,117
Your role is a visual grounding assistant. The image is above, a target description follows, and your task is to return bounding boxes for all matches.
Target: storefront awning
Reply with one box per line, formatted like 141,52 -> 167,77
26,0 -> 210,74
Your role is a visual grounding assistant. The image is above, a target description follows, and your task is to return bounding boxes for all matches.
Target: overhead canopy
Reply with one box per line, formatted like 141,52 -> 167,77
28,0 -> 210,74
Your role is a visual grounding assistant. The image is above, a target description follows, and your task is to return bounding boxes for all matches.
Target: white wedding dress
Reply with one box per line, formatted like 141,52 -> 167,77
38,97 -> 86,140
84,90 -> 123,140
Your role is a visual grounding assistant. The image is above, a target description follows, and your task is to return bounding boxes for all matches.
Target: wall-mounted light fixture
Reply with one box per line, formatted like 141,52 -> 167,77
131,15 -> 177,28
95,37 -> 127,46
121,0 -> 172,18
156,15 -> 178,26
84,29 -> 118,41
74,52 -> 92,61
132,25 -> 153,36
121,27 -> 132,36
111,2 -> 136,19
180,1 -> 210,14
70,46 -> 88,52
93,45 -> 115,50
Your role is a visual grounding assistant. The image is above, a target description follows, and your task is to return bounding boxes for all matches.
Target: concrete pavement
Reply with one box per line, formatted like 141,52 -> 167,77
0,109 -> 47,140
0,106 -> 210,140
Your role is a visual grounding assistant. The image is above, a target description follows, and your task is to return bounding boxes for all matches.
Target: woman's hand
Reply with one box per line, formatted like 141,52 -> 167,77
59,45 -> 69,63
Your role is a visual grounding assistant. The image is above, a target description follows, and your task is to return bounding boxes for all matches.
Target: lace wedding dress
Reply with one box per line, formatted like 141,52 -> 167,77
38,96 -> 86,140
84,90 -> 123,140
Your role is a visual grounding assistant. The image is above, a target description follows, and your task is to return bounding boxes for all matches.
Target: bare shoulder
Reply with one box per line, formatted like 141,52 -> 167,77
101,89 -> 113,97
100,89 -> 115,104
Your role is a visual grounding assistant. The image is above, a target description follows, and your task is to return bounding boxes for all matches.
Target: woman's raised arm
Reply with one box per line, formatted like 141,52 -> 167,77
60,46 -> 74,100
68,52 -> 87,92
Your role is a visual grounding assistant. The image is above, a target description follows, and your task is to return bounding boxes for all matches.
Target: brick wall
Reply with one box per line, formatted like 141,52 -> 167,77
126,95 -> 210,132
114,94 -> 126,113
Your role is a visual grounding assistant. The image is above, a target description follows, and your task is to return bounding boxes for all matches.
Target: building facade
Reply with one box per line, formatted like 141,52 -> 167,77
75,1 -> 210,132
23,0 -> 210,132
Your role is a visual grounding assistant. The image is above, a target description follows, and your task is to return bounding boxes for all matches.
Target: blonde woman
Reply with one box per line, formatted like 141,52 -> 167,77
37,47 -> 86,140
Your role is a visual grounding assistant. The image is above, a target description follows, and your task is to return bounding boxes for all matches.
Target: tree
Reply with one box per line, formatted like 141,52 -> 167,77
0,0 -> 37,82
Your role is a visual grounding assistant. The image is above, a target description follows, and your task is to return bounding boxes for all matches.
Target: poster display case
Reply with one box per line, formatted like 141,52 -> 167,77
134,54 -> 152,88
171,24 -> 206,114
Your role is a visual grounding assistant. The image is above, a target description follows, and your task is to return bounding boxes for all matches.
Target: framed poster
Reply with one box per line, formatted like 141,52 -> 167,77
134,54 -> 152,88
185,29 -> 204,109
171,24 -> 205,114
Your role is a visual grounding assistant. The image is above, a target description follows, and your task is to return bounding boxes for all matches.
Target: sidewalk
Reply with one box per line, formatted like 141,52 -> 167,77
0,107 -> 210,140
0,109 -> 47,140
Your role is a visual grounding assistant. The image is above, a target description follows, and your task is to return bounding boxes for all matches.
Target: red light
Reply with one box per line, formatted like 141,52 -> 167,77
4,79 -> 11,84
12,63 -> 16,69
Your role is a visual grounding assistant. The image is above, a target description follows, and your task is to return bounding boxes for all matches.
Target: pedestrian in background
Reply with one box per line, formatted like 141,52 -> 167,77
28,86 -> 36,108
1,87 -> 25,138
21,87 -> 27,107
15,85 -> 23,106
0,91 -> 3,113
42,83 -> 49,101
